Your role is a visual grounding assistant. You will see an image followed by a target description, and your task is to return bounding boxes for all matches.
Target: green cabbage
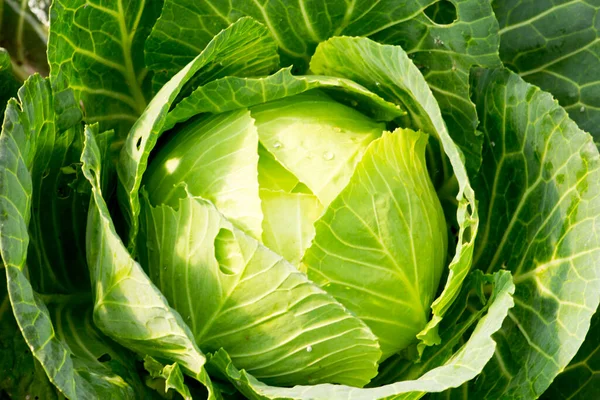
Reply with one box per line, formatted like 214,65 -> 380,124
1,1 -> 599,399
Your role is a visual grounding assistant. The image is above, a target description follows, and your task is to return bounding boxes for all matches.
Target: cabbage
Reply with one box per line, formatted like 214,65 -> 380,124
1,2 -> 599,399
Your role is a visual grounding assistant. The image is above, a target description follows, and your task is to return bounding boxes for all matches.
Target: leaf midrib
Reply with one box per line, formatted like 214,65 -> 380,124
117,0 -> 147,115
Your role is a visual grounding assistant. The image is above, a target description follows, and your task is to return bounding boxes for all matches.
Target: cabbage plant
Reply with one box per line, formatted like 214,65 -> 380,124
1,1 -> 599,400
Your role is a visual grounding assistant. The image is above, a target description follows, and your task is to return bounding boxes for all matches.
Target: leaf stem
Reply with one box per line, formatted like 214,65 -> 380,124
10,59 -> 31,81
15,0 -> 27,65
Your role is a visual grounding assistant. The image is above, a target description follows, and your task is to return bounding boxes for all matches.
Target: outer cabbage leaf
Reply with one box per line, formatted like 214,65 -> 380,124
208,270 -> 514,400
144,356 -> 193,400
144,0 -> 356,73
118,17 -> 279,252
372,269 -> 506,387
542,311 -> 600,399
0,286 -> 157,399
494,0 -> 600,145
465,67 -> 600,398
357,0 -> 501,174
0,272 -> 59,399
82,124 -> 216,399
45,297 -> 160,399
303,128 -> 447,359
6,75 -> 90,295
309,36 -> 479,352
47,0 -> 162,138
0,48 -> 21,113
0,74 -> 140,399
139,193 -> 381,387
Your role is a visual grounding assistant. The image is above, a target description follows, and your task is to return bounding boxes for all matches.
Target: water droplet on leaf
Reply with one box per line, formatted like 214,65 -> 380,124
306,346 -> 313,352
273,141 -> 282,149
323,151 -> 334,160
580,106 -> 585,113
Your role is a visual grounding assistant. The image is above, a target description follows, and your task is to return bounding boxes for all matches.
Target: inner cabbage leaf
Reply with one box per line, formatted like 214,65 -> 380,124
139,193 -> 381,387
304,128 -> 447,360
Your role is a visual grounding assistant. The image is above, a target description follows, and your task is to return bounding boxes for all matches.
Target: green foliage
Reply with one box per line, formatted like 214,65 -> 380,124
1,1 -> 600,399
467,67 -> 600,399
0,74 -> 146,399
48,0 -> 162,138
495,0 -> 600,145
0,49 -> 21,113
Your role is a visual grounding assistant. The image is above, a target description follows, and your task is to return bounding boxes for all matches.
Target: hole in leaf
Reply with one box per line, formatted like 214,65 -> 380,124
97,353 -> 112,362
462,225 -> 472,244
135,136 -> 142,150
86,169 -> 99,187
214,228 -> 244,275
424,0 -> 458,25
